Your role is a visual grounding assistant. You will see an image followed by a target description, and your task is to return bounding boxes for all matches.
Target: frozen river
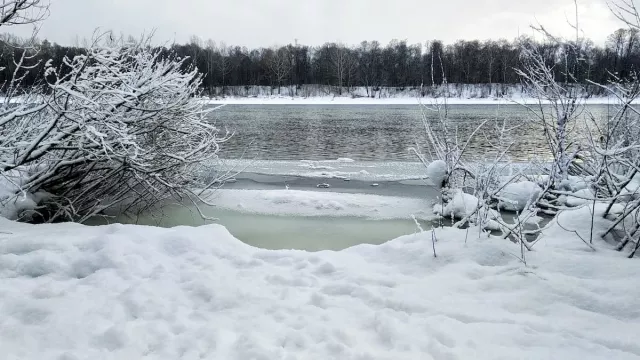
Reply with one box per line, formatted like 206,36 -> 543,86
92,104 -> 611,250
89,165 -> 441,251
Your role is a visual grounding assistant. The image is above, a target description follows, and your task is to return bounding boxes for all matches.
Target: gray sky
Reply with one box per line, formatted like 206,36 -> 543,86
9,0 -> 623,47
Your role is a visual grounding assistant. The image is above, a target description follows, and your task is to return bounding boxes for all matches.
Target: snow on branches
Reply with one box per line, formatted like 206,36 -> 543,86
0,0 -> 49,27
0,34 -> 229,222
418,0 -> 640,258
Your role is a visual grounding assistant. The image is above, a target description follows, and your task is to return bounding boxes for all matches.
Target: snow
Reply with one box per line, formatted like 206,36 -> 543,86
432,189 -> 480,219
203,189 -> 433,220
622,174 -> 640,200
560,176 -> 590,192
498,181 -> 542,212
566,188 -> 595,207
218,159 -> 429,182
1,208 -> 639,359
537,203 -> 615,251
425,160 -> 447,188
0,168 -> 43,220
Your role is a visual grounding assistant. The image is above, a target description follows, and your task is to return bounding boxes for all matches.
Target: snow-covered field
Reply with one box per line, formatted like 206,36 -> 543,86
1,205 -> 639,359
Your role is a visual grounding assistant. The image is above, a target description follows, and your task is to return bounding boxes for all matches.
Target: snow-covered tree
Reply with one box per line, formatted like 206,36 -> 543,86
1,33 -> 229,222
0,0 -> 49,27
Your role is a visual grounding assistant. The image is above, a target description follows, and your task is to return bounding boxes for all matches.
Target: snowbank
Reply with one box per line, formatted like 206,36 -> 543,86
204,189 -> 433,220
433,189 -> 480,219
538,203 -> 617,251
1,213 -> 639,359
498,181 -> 542,212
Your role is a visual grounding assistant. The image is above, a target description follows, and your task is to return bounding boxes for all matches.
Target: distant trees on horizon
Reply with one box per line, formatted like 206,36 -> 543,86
2,28 -> 640,97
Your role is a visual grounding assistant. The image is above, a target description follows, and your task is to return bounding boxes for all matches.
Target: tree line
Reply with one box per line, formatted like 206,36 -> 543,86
2,28 -> 640,97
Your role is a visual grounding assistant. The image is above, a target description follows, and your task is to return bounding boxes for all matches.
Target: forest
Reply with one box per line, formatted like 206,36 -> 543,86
2,27 -> 640,96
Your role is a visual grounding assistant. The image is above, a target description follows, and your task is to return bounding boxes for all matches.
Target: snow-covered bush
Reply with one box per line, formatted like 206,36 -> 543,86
417,0 -> 640,258
412,79 -> 536,245
1,34 -> 229,222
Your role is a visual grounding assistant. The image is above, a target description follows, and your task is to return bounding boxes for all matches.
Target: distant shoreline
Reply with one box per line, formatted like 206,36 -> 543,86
205,96 -> 627,106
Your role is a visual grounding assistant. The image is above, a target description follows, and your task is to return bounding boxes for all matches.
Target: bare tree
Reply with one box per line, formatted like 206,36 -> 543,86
328,43 -> 356,95
216,43 -> 234,95
266,46 -> 292,95
514,9 -> 587,189
204,39 -> 216,94
483,40 -> 500,87
358,41 -> 381,97
189,35 -> 203,64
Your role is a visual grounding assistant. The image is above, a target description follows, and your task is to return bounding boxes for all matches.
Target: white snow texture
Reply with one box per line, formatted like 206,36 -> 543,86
426,160 -> 447,188
1,206 -> 638,360
206,189 -> 433,219
0,168 -> 46,220
498,181 -> 542,211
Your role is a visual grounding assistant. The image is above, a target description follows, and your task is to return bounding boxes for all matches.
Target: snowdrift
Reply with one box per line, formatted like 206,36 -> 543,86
1,207 -> 639,359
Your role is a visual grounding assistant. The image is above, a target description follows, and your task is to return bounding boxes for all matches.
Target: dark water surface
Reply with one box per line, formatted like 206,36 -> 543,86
210,104 -> 615,162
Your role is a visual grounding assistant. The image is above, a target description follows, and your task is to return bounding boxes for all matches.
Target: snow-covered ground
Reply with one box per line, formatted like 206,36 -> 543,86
1,205 -> 639,359
204,189 -> 433,220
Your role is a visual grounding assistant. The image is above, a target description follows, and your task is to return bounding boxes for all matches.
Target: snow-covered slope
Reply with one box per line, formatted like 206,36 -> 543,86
1,207 -> 639,360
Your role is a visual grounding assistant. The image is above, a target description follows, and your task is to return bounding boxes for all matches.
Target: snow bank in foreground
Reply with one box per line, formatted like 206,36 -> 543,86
204,189 -> 433,219
1,211 -> 639,359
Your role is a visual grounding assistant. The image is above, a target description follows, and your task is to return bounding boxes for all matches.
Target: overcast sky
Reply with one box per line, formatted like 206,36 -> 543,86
8,0 -> 623,47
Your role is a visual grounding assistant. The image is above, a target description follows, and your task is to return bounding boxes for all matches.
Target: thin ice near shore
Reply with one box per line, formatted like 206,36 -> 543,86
0,205 -> 638,360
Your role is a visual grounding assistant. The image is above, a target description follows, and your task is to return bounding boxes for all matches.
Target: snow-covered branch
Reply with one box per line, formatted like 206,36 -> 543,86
0,33 -> 230,222
0,0 -> 49,27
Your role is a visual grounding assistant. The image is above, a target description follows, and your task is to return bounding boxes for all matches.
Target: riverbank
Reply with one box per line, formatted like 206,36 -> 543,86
206,95 -> 627,105
1,204 -> 638,359
202,84 -> 629,105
